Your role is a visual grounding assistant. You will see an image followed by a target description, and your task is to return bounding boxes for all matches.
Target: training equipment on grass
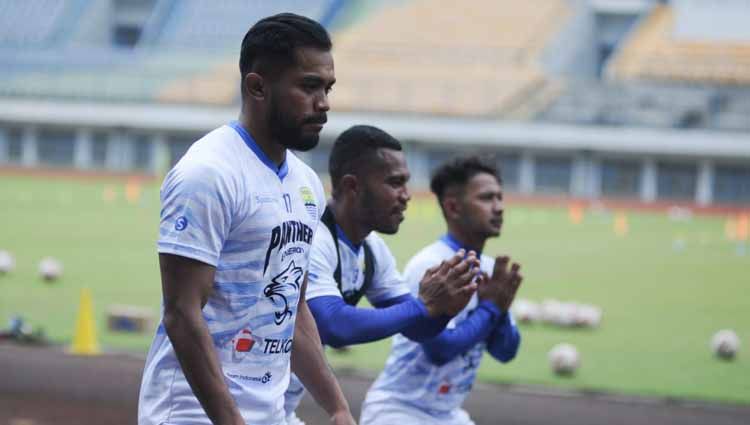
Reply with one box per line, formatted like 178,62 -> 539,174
107,305 -> 154,333
511,299 -> 541,323
70,288 -> 100,356
38,257 -> 63,281
549,343 -> 579,376
711,329 -> 740,360
613,212 -> 629,237
537,299 -> 602,329
0,250 -> 15,274
572,304 -> 602,328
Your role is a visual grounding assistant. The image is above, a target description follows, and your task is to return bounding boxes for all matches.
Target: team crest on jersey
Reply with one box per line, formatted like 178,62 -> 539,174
299,186 -> 317,219
263,260 -> 303,325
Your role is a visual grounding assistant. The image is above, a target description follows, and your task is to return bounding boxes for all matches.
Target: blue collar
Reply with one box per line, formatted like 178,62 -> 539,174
440,233 -> 482,257
336,224 -> 361,253
229,121 -> 288,181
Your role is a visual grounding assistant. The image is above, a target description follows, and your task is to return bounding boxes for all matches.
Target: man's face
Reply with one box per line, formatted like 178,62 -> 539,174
358,149 -> 411,235
267,47 -> 335,151
456,172 -> 504,239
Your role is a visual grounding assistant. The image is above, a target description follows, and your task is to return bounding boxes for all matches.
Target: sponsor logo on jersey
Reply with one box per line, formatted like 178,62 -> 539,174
263,260 -> 303,325
175,216 -> 188,231
263,337 -> 294,354
263,220 -> 314,274
226,371 -> 272,384
234,329 -> 255,352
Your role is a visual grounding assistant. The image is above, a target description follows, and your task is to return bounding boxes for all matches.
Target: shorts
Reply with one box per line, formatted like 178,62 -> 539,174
360,400 -> 475,425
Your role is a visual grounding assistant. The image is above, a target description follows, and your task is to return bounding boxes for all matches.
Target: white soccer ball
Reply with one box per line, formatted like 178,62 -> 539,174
711,330 -> 740,360
38,257 -> 63,281
540,299 -> 562,325
0,250 -> 15,274
573,304 -> 602,328
511,299 -> 541,324
549,343 -> 580,375
555,302 -> 578,327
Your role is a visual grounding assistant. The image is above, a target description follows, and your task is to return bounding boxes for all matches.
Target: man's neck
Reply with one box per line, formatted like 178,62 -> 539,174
330,199 -> 370,246
445,226 -> 486,254
239,114 -> 286,166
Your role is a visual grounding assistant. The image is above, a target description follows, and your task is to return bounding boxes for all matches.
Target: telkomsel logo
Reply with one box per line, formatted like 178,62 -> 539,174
263,261 -> 303,325
263,337 -> 294,354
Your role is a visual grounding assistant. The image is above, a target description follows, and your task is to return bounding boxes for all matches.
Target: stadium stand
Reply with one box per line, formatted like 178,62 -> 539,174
329,0 -> 570,116
0,0 -> 339,105
143,0 -> 332,50
150,0 -> 337,104
536,80 -> 750,132
0,0 -> 86,48
607,4 -> 750,85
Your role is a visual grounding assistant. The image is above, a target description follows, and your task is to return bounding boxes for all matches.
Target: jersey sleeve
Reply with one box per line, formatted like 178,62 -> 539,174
312,173 -> 327,220
157,162 -> 234,266
401,253 -> 436,298
305,224 -> 343,301
364,235 -> 410,304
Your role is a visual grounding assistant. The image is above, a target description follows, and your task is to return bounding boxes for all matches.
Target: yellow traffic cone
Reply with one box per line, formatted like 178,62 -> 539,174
614,212 -> 629,237
70,288 -> 100,355
568,204 -> 584,225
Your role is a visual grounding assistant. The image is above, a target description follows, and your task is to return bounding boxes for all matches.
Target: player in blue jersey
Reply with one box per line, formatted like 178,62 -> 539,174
284,125 -> 481,424
138,14 -> 355,425
361,156 -> 523,425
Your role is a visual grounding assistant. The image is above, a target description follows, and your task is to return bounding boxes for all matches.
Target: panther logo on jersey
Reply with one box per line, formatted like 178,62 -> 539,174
263,260 -> 303,325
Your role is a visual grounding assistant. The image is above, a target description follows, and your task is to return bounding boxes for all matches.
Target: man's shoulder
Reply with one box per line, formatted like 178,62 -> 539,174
363,232 -> 390,254
175,126 -> 242,175
287,152 -> 322,184
404,240 -> 450,274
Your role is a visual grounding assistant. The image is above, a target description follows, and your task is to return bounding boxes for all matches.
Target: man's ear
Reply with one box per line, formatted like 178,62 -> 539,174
338,174 -> 359,197
243,73 -> 265,100
442,196 -> 461,221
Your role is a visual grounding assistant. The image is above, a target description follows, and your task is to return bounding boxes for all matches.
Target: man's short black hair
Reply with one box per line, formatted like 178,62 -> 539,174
430,155 -> 502,202
329,125 -> 403,193
239,13 -> 331,80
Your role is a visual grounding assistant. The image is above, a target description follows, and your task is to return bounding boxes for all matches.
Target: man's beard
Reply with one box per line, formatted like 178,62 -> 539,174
268,98 -> 325,152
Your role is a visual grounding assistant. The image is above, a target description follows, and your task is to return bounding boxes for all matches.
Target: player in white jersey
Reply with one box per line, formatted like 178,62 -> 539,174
362,156 -> 523,425
285,126 -> 481,424
138,14 -> 355,425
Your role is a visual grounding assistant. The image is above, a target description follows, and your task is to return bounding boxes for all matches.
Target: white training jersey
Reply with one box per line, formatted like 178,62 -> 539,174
138,122 -> 326,425
284,224 -> 410,416
362,237 -> 497,418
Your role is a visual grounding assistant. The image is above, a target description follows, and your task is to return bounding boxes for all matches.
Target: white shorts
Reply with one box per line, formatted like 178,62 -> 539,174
285,411 -> 306,425
360,400 -> 475,425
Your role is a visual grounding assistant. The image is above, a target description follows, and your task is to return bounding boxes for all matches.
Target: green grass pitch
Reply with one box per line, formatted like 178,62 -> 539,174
0,175 -> 748,404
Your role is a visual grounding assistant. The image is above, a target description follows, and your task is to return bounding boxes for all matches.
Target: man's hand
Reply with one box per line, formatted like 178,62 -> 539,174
331,410 -> 357,425
478,256 -> 523,312
418,250 -> 480,317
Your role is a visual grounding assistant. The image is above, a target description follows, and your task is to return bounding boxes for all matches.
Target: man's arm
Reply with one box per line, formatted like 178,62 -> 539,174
486,314 -> 521,363
292,275 -> 355,425
159,253 -> 244,425
307,252 -> 478,348
421,301 -> 503,366
308,294 -> 447,347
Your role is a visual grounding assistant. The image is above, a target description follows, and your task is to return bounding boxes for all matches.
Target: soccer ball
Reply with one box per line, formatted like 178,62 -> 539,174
540,299 -> 563,325
38,257 -> 63,282
0,250 -> 15,274
549,343 -> 579,375
573,304 -> 602,328
511,299 -> 541,324
711,330 -> 740,360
